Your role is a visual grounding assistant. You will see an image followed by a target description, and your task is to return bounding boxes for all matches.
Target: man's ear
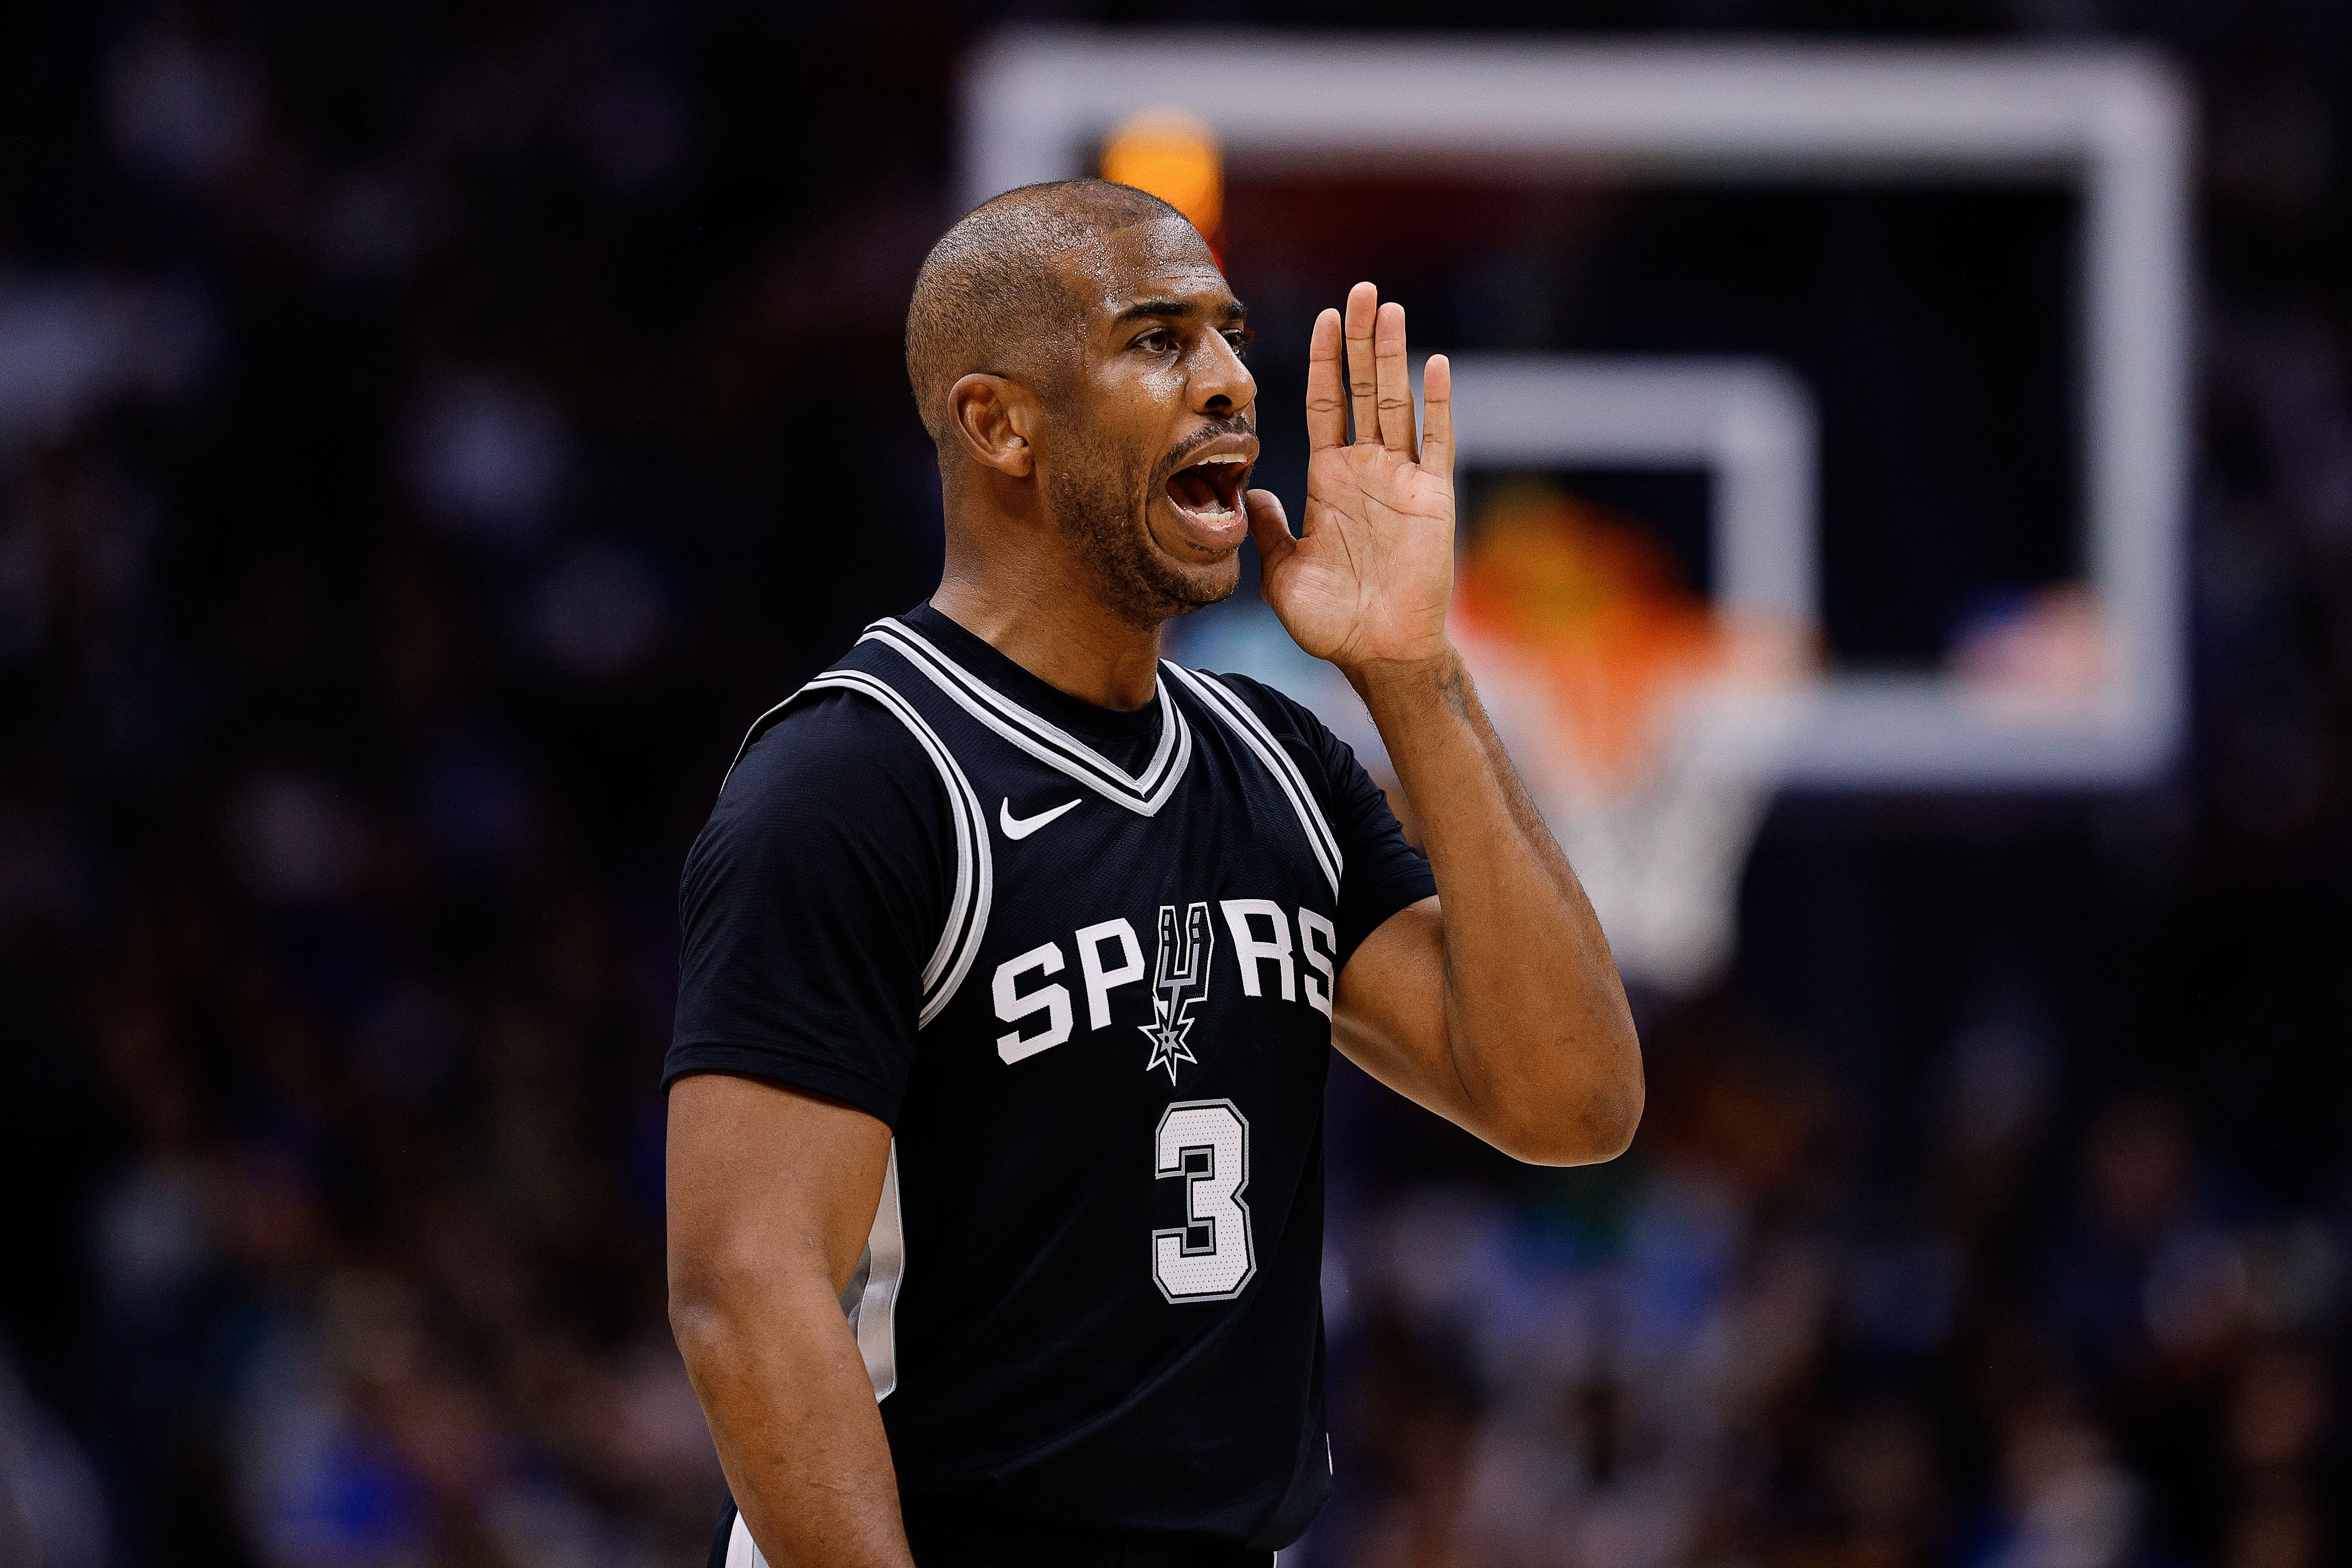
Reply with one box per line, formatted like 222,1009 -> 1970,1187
948,373 -> 1037,479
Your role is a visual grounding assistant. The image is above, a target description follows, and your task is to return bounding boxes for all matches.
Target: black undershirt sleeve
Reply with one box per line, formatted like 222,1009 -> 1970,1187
665,690 -> 953,1127
1217,673 -> 1439,968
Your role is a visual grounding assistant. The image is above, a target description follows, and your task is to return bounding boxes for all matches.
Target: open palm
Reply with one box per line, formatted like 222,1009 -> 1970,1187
1245,283 -> 1457,674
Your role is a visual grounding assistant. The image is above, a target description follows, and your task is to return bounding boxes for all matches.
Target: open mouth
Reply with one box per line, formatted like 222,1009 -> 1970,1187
1163,454 -> 1250,533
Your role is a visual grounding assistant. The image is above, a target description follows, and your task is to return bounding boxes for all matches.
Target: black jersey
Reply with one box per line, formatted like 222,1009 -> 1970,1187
667,605 -> 1436,1558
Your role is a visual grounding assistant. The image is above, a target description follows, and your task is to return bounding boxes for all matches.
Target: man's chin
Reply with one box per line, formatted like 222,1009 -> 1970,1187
1141,512 -> 1244,604
1154,555 -> 1242,617
1090,553 -> 1236,631
1048,477 -> 1241,626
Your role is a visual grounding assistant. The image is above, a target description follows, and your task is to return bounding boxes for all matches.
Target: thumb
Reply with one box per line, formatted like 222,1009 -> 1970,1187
1244,489 -> 1295,570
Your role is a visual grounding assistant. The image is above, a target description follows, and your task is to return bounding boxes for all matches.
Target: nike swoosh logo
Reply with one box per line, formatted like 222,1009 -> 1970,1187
999,796 -> 1082,840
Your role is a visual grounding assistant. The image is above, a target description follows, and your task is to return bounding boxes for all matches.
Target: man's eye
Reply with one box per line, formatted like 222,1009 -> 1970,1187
1224,331 -> 1251,359
1136,329 -> 1172,353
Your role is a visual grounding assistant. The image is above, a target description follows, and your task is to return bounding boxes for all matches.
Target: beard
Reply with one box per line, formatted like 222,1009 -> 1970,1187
1043,429 -> 1245,630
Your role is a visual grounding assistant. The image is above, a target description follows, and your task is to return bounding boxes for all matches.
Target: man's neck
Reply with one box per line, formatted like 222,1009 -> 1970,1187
929,564 -> 1166,712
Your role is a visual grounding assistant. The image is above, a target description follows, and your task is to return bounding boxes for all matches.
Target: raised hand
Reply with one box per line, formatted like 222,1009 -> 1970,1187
1245,281 -> 1456,677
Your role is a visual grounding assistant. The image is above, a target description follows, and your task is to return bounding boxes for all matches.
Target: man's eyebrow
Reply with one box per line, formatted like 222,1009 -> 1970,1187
1111,298 -> 1251,327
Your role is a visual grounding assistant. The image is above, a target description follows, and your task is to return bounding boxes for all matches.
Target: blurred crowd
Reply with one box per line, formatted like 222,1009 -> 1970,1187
2,3 -> 2350,1567
1311,1009 -> 2342,1568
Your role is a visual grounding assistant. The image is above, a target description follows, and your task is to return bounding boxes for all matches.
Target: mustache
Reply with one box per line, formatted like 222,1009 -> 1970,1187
1155,417 -> 1257,482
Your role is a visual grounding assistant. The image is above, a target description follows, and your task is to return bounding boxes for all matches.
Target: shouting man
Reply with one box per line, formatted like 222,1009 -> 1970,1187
664,180 -> 1642,1568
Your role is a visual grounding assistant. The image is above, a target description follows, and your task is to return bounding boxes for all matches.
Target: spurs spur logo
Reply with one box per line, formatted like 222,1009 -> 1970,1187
1143,902 -> 1216,1083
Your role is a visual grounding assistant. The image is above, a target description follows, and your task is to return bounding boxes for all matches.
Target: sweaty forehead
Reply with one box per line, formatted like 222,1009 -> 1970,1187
1047,217 -> 1229,318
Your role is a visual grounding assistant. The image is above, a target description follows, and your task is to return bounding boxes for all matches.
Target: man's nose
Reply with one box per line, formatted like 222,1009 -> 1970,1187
1192,332 -> 1256,416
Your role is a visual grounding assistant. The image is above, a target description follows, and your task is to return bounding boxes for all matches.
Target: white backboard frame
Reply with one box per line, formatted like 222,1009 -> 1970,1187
960,31 -> 2192,788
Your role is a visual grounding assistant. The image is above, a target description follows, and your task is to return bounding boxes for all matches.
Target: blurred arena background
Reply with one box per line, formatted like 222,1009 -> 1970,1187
1,3 -> 2349,1566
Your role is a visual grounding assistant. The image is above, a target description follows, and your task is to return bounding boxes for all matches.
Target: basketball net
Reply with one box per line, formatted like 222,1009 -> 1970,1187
1450,485 -> 1811,997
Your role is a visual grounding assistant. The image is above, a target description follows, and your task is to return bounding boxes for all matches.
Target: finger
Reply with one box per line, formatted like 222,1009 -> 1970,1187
1420,353 -> 1454,482
1374,301 -> 1415,456
1244,488 -> 1297,564
1304,309 -> 1346,453
1343,282 -> 1380,445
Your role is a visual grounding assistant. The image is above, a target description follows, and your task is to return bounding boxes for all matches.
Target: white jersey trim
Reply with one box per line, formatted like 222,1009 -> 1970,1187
861,620 -> 1193,817
848,1140 -> 904,1400
1166,666 -> 1344,897
725,1513 -> 767,1568
795,672 -> 993,1027
718,697 -> 796,797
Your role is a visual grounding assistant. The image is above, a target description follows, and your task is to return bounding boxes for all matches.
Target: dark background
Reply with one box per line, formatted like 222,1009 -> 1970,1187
0,3 -> 2348,1566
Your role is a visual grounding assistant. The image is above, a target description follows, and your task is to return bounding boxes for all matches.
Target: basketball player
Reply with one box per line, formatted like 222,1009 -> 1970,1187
664,180 -> 1641,1568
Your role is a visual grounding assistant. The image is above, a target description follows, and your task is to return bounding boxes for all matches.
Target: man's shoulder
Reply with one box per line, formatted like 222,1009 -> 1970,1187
1186,668 -> 1347,780
710,683 -> 947,836
1188,667 -> 1322,736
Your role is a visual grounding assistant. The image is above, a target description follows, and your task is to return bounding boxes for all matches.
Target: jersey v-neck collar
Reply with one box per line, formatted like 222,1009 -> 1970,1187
860,605 -> 1193,816
902,604 -> 1159,741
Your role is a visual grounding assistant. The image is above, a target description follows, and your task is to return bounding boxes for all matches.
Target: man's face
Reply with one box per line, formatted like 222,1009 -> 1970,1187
1033,217 -> 1259,628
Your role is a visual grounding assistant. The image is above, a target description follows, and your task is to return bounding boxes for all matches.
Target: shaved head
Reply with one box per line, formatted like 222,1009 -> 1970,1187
905,179 -> 1190,444
905,177 -> 1257,633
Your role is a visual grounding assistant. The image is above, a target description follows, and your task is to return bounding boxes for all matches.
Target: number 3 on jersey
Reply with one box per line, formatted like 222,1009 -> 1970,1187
1153,1100 -> 1256,1302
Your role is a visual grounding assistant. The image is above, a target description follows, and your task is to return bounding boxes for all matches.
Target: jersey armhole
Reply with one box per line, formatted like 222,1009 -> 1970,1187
1164,666 -> 1344,896
727,674 -> 995,1027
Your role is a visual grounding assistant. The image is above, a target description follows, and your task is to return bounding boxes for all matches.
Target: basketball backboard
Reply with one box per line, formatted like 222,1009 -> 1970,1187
959,31 -> 2192,790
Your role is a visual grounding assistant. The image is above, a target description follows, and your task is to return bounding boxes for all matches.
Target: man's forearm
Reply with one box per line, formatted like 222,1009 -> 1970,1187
672,1273 -> 912,1568
1349,645 -> 1641,1161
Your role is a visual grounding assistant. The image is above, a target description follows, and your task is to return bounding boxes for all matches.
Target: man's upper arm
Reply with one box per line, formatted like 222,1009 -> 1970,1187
667,1072 -> 893,1302
1328,896 -> 1457,1110
663,690 -> 936,1568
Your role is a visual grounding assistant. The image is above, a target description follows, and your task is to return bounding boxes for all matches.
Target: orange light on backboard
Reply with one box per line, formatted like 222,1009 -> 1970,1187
1100,108 -> 1224,261
1452,484 -> 1724,791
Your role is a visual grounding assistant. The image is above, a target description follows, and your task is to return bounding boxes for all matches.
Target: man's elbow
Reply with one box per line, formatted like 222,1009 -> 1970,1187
669,1245 -> 839,1364
666,1252 -> 774,1365
667,1266 -> 729,1365
1489,1074 -> 1644,1167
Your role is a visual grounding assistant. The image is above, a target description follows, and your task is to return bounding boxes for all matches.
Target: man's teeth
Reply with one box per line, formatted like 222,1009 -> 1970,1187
1172,453 -> 1248,527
